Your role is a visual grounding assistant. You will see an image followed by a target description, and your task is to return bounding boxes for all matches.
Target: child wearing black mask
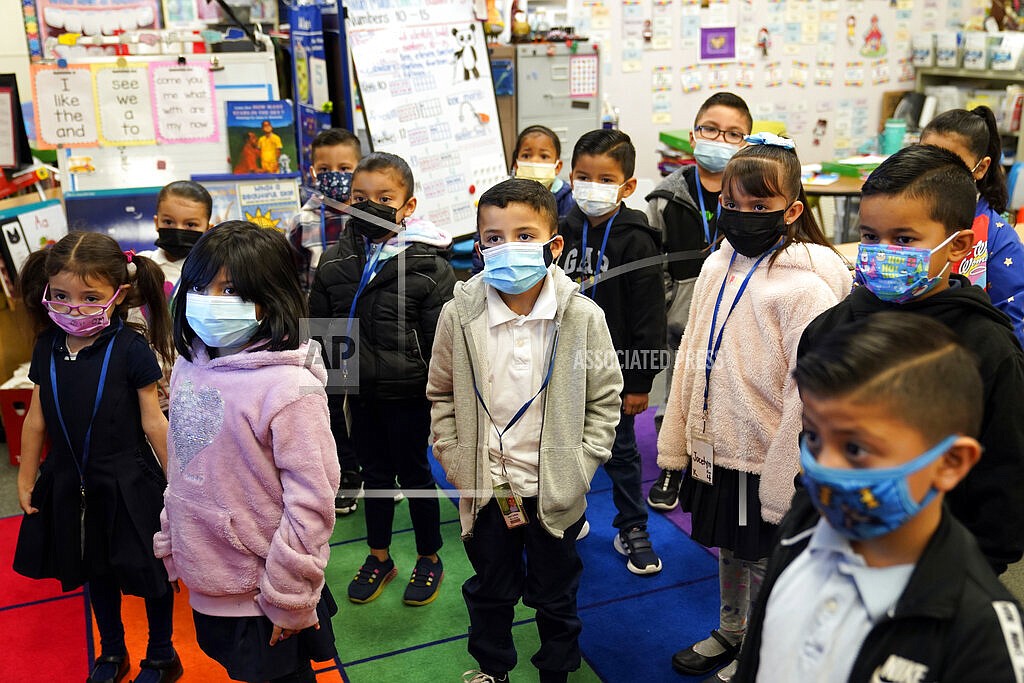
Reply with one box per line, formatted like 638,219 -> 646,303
309,151 -> 456,607
658,133 -> 850,682
140,180 -> 213,298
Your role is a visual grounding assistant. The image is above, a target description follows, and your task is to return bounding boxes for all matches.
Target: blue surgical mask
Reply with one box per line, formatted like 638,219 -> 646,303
855,231 -> 960,304
800,434 -> 958,541
693,139 -> 740,173
185,293 -> 260,349
481,239 -> 555,294
315,170 -> 352,203
573,180 -> 622,218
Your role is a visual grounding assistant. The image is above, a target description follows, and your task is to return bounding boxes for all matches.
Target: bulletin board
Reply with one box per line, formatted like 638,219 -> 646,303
32,50 -> 279,193
562,0 -> 986,178
346,0 -> 508,238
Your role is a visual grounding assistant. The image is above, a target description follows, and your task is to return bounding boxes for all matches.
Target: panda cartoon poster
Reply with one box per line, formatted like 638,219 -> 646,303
346,0 -> 507,238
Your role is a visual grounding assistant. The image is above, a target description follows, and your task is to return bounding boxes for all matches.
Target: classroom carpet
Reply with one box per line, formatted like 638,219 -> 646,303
0,409 -> 726,682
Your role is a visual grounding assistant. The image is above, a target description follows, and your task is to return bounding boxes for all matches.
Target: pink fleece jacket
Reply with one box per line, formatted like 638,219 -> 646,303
153,341 -> 340,630
657,241 -> 851,524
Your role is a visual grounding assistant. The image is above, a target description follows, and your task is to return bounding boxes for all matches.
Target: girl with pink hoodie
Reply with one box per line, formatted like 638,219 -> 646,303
154,222 -> 340,683
657,135 -> 852,683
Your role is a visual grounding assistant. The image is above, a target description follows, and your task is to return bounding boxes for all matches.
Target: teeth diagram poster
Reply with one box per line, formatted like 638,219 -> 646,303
346,0 -> 507,238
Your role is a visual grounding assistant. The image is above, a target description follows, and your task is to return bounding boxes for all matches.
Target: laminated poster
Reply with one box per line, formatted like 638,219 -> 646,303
32,65 -> 98,149
92,63 -> 155,146
150,62 -> 218,145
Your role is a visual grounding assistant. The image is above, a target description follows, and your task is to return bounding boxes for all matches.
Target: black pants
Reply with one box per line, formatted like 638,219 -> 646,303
327,394 -> 359,473
463,498 -> 584,681
350,397 -> 442,555
89,572 -> 174,660
607,412 -> 648,530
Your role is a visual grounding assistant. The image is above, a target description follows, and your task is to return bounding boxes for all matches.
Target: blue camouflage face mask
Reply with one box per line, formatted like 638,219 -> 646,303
800,434 -> 958,541
481,238 -> 556,294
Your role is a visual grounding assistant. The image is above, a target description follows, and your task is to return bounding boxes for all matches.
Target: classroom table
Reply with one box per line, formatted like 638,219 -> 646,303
803,175 -> 865,244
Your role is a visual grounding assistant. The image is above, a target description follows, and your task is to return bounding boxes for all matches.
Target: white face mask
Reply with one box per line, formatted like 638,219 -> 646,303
185,293 -> 260,349
573,180 -> 622,218
515,161 -> 559,189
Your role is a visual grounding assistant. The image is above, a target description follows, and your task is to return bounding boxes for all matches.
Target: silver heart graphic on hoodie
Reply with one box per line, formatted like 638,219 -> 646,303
170,379 -> 224,474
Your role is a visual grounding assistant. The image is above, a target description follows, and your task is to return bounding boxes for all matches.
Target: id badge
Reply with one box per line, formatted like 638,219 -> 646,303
494,482 -> 529,529
689,428 -> 714,485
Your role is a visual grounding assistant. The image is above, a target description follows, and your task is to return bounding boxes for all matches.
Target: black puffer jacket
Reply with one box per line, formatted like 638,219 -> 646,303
309,222 -> 456,400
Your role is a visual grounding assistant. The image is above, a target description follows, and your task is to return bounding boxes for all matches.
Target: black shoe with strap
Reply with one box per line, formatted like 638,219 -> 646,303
131,652 -> 183,683
87,654 -> 130,683
671,630 -> 740,676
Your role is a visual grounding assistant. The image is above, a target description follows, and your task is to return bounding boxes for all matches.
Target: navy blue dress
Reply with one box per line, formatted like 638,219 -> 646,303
13,323 -> 169,597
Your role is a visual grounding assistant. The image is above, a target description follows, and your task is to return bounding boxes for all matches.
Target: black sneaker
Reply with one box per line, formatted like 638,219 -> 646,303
647,468 -> 682,511
614,526 -> 663,575
402,556 -> 444,606
335,470 -> 363,515
347,554 -> 397,603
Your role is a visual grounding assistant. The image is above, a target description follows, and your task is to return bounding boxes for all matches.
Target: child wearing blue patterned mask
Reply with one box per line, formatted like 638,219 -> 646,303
734,312 -> 1023,683
800,144 -> 1024,577
288,128 -> 363,292
161,221 -> 340,682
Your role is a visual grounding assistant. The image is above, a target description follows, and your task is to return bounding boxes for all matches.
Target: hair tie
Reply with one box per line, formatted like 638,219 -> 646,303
124,249 -> 135,263
124,250 -> 137,277
744,132 -> 796,150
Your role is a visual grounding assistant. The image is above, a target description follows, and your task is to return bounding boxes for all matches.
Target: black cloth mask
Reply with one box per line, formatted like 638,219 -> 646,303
717,207 -> 787,258
349,200 -> 399,242
155,228 -> 202,260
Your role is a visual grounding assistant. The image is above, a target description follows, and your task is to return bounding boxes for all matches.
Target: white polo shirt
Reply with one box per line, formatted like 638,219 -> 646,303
483,267 -> 558,498
757,518 -> 915,683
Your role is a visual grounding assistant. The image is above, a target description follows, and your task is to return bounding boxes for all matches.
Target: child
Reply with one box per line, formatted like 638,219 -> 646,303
556,129 -> 667,575
14,232 -> 180,683
513,125 -> 575,217
288,128 -> 363,291
658,134 -> 851,682
427,178 -> 622,683
258,120 -> 283,173
920,106 -> 1024,344
138,180 -> 213,297
471,125 -> 576,274
799,144 -> 1024,575
645,92 -> 753,511
734,313 -> 1024,682
309,152 -> 456,606
154,221 -> 339,683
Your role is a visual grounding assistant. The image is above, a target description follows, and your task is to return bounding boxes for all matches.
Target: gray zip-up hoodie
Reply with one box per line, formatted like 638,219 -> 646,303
427,267 -> 623,539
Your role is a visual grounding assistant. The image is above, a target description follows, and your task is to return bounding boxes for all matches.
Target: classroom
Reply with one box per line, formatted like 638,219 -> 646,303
1,1 -> 1024,682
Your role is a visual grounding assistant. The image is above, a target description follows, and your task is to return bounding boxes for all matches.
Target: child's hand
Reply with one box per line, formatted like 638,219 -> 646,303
270,622 -> 317,646
623,393 -> 649,416
17,484 -> 38,515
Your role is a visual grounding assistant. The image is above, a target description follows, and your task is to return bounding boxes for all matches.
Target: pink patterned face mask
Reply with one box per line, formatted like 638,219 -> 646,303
42,285 -> 122,337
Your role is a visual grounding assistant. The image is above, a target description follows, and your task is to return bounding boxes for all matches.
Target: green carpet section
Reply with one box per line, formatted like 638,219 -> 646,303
327,494 -> 602,681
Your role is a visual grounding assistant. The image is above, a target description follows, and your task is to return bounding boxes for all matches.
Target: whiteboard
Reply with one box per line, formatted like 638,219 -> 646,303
55,50 -> 279,192
346,0 -> 508,238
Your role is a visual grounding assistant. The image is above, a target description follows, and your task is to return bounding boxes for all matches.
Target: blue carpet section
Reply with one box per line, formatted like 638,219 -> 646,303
428,409 -> 725,682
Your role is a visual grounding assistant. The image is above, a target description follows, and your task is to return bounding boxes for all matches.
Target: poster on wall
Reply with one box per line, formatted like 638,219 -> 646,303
289,2 -> 331,178
192,173 -> 302,231
226,101 -> 297,175
32,65 -> 99,149
346,0 -> 508,238
700,27 -> 737,62
63,188 -> 161,253
0,199 -> 68,278
26,0 -> 161,62
0,74 -> 33,169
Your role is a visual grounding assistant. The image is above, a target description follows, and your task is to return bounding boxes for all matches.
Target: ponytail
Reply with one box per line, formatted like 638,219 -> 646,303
971,105 -> 1009,214
922,106 -> 1008,213
18,249 -> 53,335
120,253 -> 174,367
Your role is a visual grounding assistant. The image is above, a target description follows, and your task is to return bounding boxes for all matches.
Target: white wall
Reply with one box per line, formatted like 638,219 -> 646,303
557,0 -> 983,180
0,5 -> 31,107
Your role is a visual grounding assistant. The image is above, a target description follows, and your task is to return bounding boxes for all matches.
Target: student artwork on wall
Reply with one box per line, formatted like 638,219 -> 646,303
226,101 -> 297,175
346,0 -> 507,238
700,26 -> 736,62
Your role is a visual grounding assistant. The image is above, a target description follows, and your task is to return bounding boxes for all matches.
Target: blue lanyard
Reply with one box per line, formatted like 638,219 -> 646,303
703,249 -> 776,414
49,323 -> 119,491
343,240 -> 385,378
474,326 -> 560,458
694,164 -> 721,248
319,203 -> 328,252
580,208 -> 619,297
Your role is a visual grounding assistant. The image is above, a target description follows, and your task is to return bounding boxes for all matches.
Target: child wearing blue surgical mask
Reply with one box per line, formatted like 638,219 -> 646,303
14,231 -> 180,683
645,92 -> 752,512
160,221 -> 340,682
658,134 -> 850,682
733,312 -> 1023,682
429,178 -> 622,683
288,128 -> 362,292
800,144 -> 1024,578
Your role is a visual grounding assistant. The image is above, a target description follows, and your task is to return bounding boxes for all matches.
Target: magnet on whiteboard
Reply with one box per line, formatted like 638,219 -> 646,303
57,58 -> 68,68
469,185 -> 476,194
157,159 -> 167,170
116,57 -> 127,68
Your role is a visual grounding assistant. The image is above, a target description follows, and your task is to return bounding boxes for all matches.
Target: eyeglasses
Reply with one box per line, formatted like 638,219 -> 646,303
41,285 -> 121,316
694,125 -> 746,145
